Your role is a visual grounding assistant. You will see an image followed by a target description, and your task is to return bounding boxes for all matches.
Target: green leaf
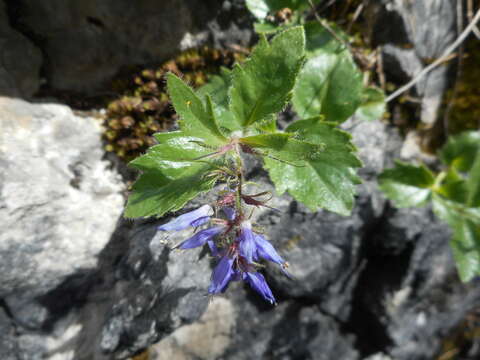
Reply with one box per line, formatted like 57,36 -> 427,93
241,132 -> 323,165
240,133 -> 291,149
167,73 -> 228,144
436,168 -> 469,204
125,133 -> 219,218
304,20 -> 349,55
197,68 -> 231,109
256,118 -> 362,215
432,194 -> 480,282
440,131 -> 480,172
254,22 -> 283,34
197,68 -> 240,133
125,164 -> 217,219
467,149 -> 480,207
254,114 -> 277,133
132,133 -> 211,178
292,22 -> 363,122
378,161 -> 436,208
355,87 -> 386,121
229,26 -> 305,128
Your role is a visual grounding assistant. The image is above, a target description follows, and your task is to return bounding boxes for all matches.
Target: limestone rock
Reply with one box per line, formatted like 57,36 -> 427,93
0,97 -> 124,301
377,0 -> 456,126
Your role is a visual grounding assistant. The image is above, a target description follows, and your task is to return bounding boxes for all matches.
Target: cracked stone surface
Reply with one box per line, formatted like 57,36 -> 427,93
1,111 -> 479,360
1,103 -> 479,360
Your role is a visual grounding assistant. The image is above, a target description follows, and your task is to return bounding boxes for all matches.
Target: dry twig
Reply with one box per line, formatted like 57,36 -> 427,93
468,0 -> 480,39
347,3 -> 365,33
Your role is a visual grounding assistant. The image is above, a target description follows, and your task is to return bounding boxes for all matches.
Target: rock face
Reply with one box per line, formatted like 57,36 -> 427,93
0,1 -> 42,97
1,1 -> 479,359
376,0 -> 456,126
1,101 -> 478,360
95,220 -> 213,359
3,0 -> 253,93
0,97 -> 124,301
103,120 -> 478,360
0,97 -> 124,357
184,120 -> 479,360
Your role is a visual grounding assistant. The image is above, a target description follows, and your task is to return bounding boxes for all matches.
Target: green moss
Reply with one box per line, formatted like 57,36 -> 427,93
446,38 -> 480,135
104,46 -> 246,161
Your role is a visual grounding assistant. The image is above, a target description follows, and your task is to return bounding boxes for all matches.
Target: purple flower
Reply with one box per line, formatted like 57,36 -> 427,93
243,271 -> 276,304
222,207 -> 236,221
208,256 -> 236,294
164,204 -> 284,305
158,205 -> 212,231
207,248 -> 278,304
254,233 -> 288,264
178,226 -> 224,252
238,221 -> 256,263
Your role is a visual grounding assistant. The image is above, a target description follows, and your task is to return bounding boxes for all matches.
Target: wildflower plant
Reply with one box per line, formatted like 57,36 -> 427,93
246,0 -> 386,123
379,131 -> 480,282
124,27 -> 363,303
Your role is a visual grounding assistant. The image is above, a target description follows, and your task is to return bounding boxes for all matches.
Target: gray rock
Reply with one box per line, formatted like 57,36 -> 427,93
136,119 -> 480,360
377,208 -> 480,360
149,297 -> 235,360
0,307 -> 19,360
0,97 -> 124,301
365,354 -> 393,360
222,296 -> 360,360
0,96 -> 124,359
12,204 -> 218,360
0,1 -> 42,98
96,221 -> 212,359
1,110 -> 479,360
77,116 -> 398,359
388,0 -> 456,60
381,45 -> 424,84
377,0 -> 456,126
6,0 -> 253,93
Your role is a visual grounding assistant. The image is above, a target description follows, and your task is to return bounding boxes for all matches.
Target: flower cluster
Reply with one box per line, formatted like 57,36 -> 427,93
158,203 -> 289,304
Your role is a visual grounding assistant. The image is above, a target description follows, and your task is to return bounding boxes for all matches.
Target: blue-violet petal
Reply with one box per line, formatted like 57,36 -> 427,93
244,272 -> 276,304
254,234 -> 285,265
209,256 -> 235,294
238,222 -> 256,263
179,226 -> 224,249
158,205 -> 212,231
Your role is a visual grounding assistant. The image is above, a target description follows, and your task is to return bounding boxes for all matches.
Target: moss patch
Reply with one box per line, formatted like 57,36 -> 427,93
445,38 -> 480,135
104,47 -> 246,161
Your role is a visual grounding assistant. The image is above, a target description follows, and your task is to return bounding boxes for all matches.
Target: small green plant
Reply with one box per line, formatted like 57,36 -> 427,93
379,131 -> 480,282
124,27 -> 367,303
245,0 -> 386,123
